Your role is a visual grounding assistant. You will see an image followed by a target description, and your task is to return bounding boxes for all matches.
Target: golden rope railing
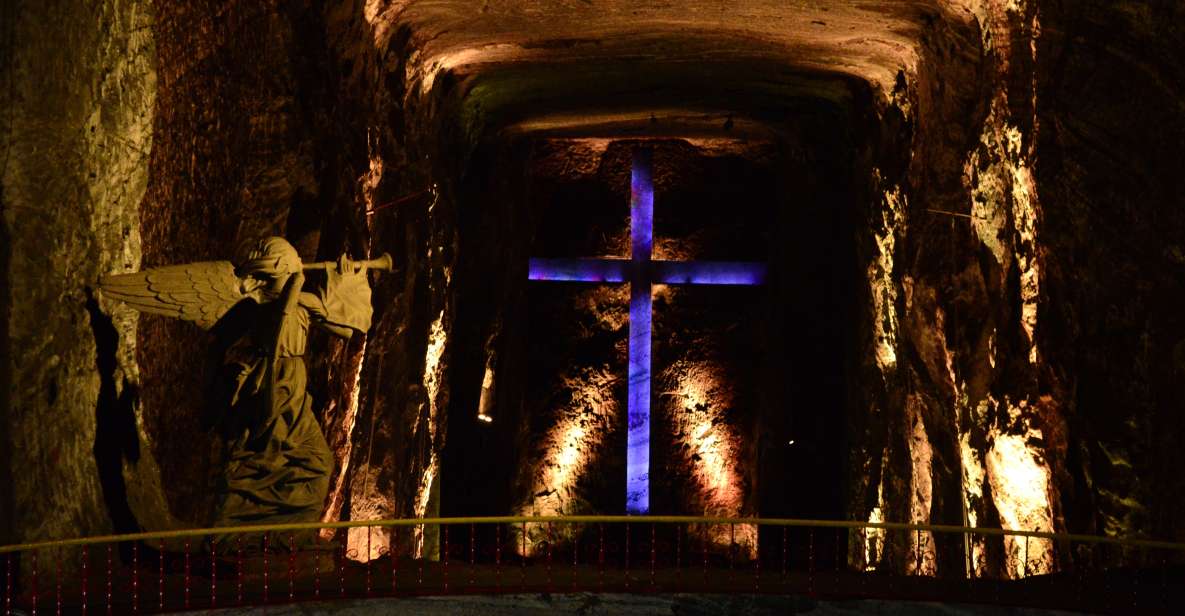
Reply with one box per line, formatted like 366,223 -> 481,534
1,516 -> 1181,613
3,516 -> 1184,554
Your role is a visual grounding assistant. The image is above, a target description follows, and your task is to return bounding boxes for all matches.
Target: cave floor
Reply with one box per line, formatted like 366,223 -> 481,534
9,549 -> 1172,613
173,593 -> 1085,615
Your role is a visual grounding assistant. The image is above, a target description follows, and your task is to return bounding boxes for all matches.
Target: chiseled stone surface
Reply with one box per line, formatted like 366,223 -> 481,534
0,0 -> 164,554
4,0 -> 1185,586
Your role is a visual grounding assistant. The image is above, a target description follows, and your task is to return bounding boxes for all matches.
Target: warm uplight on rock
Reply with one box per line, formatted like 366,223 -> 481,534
869,172 -> 906,374
516,365 -> 619,556
477,362 -> 496,423
986,416 -> 1055,578
960,430 -> 989,576
907,398 -> 937,575
322,342 -> 367,543
671,362 -> 755,556
863,454 -> 888,572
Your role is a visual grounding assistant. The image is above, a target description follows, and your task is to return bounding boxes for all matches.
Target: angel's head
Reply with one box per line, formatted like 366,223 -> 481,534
235,236 -> 302,301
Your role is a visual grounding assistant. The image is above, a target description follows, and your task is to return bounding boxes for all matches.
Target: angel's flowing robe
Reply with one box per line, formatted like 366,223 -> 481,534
213,268 -> 372,534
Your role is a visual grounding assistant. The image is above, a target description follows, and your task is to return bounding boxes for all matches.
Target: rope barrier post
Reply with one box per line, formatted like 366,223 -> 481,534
971,528 -> 981,601
443,524 -> 450,593
81,546 -> 88,616
729,522 -> 735,589
753,527 -> 760,593
419,524 -> 425,588
1132,545 -> 1143,610
781,526 -> 787,591
545,522 -> 552,593
469,523 -> 476,591
520,521 -> 526,592
701,523 -> 708,591
108,544 -> 114,611
157,539 -> 164,612
624,522 -> 631,591
366,527 -> 373,598
236,535 -> 244,606
1102,542 -> 1112,614
1160,554 -> 1167,610
598,524 -> 605,593
395,523 -> 405,597
181,540 -> 188,611
834,526 -> 841,593
494,524 -> 502,592
311,533 -> 321,601
262,533 -> 270,604
916,528 -> 922,575
675,525 -> 683,592
808,529 -> 815,597
5,552 -> 12,616
649,523 -> 656,592
208,539 -> 216,608
29,551 -> 36,616
288,533 -> 296,602
993,536 -> 1001,605
338,531 -> 346,599
572,522 -> 579,593
61,544 -> 67,611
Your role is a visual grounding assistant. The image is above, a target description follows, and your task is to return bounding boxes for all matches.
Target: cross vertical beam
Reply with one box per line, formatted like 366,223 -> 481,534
527,147 -> 767,517
627,149 -> 653,514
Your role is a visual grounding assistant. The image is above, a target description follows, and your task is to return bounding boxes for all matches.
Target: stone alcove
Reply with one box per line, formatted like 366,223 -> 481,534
436,118 -> 875,562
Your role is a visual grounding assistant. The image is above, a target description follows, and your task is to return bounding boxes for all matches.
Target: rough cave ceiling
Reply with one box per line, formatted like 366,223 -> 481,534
358,0 -> 984,142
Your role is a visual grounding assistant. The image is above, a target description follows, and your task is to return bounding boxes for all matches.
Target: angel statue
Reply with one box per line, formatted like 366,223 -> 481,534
101,237 -> 391,543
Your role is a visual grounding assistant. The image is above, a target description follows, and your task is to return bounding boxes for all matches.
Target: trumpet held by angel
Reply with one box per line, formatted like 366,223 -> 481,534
100,236 -> 392,534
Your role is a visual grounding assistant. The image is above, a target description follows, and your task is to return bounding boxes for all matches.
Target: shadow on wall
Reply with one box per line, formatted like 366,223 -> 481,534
85,290 -> 142,537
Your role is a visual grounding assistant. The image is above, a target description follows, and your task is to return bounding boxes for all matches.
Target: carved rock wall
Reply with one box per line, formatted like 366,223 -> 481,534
1035,0 -> 1185,544
139,0 -> 332,524
3,0 -> 1184,581
0,0 -> 164,560
850,0 -> 1185,577
849,0 -> 1067,577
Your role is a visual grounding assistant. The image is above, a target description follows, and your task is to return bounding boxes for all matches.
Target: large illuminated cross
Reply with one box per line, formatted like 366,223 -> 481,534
528,148 -> 768,514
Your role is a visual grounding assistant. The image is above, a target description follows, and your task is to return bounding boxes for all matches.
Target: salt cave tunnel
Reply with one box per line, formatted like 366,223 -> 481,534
4,0 -> 1185,598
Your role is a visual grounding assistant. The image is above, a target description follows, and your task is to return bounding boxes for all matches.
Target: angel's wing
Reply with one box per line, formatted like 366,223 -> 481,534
100,261 -> 251,330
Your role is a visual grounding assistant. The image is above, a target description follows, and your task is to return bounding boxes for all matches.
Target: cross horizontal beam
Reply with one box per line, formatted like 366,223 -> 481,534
529,258 -> 768,286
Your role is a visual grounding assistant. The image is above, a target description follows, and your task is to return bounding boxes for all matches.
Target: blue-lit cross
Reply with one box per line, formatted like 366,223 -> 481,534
528,148 -> 768,514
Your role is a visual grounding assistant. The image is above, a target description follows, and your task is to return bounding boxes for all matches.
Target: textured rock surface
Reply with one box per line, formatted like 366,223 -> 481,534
1035,0 -> 1185,545
140,0 -> 329,524
503,140 -> 780,555
0,0 -> 166,556
4,0 -> 1185,583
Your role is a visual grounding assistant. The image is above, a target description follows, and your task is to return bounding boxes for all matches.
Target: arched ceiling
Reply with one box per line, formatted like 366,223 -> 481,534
372,0 -> 983,138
